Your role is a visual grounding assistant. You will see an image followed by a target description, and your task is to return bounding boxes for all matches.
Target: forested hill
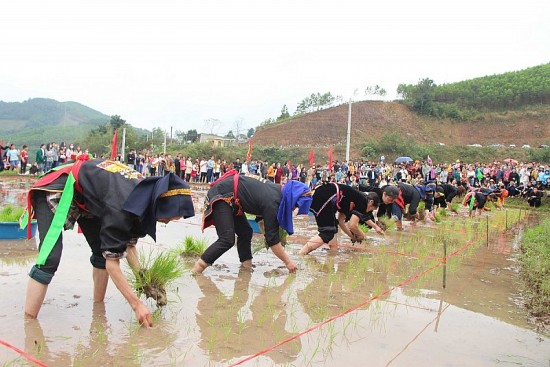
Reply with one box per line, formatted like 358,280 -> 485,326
0,98 -> 110,147
253,63 -> 550,149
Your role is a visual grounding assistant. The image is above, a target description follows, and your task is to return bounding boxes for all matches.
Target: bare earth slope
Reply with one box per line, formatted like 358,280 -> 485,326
252,101 -> 550,147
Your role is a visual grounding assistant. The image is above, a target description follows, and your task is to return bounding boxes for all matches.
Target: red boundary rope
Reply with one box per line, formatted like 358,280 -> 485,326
227,234 -> 483,367
0,339 -> 48,367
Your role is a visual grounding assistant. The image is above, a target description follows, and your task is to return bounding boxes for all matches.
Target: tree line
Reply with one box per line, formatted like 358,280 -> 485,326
397,63 -> 550,120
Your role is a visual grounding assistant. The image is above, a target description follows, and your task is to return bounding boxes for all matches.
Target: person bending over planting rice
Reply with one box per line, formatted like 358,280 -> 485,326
23,156 -> 194,327
299,183 -> 390,255
192,170 -> 312,275
358,184 -> 400,233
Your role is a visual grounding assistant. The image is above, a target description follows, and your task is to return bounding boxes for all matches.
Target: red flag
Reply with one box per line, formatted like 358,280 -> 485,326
328,145 -> 333,171
309,148 -> 315,167
246,139 -> 253,161
110,129 -> 118,159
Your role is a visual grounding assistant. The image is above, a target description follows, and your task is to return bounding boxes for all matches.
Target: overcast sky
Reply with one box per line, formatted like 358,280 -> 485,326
1,0 -> 549,135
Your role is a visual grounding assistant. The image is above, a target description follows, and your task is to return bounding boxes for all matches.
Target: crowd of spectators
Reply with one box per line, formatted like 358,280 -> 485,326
2,141 -> 548,209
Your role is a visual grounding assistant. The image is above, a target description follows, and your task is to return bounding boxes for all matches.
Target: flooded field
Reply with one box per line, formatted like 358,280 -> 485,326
0,179 -> 548,366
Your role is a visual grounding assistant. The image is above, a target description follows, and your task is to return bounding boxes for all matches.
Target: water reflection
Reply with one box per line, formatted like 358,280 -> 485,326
0,238 -> 36,266
298,255 -> 390,324
24,319 -> 72,366
195,270 -> 301,364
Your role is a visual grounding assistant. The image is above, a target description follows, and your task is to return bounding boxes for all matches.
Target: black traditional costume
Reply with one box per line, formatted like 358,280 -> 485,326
23,156 -> 195,285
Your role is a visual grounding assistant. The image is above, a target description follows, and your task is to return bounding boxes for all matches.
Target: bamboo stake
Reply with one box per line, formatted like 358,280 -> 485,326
442,240 -> 447,289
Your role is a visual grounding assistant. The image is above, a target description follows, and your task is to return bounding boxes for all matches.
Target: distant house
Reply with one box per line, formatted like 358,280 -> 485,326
198,133 -> 236,147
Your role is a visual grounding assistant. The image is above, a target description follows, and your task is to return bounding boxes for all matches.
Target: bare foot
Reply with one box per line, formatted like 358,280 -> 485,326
298,244 -> 311,255
191,259 -> 208,275
241,260 -> 254,269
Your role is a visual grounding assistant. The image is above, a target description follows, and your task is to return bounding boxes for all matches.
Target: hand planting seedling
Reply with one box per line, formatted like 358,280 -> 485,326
129,250 -> 184,307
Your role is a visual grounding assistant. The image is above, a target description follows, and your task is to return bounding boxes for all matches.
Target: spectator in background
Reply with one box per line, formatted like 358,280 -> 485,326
65,144 -> 74,160
174,153 -> 181,178
29,162 -> 39,175
213,159 -> 221,180
248,160 -> 258,176
126,149 -> 136,169
206,156 -> 215,182
183,157 -> 191,181
0,142 -> 8,172
6,143 -> 20,171
527,187 -> 543,207
20,145 -> 29,174
267,162 -> 275,182
36,144 -> 46,174
136,152 -> 144,174
233,157 -> 242,173
44,143 -> 55,172
199,157 -> 208,183
240,159 -> 248,175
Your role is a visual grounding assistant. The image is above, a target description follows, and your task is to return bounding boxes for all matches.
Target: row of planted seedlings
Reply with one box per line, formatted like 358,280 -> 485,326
258,204 -> 529,365
122,204 -> 529,364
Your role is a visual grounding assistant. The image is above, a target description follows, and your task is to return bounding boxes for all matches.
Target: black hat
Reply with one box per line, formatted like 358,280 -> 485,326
123,173 -> 195,240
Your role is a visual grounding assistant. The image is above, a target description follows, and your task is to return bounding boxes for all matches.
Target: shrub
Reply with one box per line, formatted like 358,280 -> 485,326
520,218 -> 550,320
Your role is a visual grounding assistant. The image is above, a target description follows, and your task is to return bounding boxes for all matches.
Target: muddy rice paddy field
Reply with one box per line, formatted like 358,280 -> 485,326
0,179 -> 548,366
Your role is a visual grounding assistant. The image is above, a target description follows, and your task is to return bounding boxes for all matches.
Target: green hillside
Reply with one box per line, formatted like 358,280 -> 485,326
0,98 -> 110,147
397,63 -> 550,120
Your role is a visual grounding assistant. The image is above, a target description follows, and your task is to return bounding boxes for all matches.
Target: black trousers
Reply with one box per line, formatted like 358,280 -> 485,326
200,200 -> 253,265
32,192 -> 107,277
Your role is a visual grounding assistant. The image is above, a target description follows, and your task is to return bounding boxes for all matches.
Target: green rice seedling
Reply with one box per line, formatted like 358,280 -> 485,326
251,236 -> 266,255
0,205 -> 24,222
359,223 -> 370,233
378,216 -> 396,231
129,250 -> 184,307
263,227 -> 288,248
173,236 -> 208,257
450,203 -> 460,213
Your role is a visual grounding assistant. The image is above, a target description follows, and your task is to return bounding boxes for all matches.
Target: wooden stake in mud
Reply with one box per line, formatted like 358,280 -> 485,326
442,240 -> 447,289
486,215 -> 489,247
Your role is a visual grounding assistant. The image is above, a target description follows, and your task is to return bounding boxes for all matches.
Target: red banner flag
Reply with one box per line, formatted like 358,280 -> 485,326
110,129 -> 118,160
309,148 -> 315,167
246,139 -> 253,161
328,145 -> 333,171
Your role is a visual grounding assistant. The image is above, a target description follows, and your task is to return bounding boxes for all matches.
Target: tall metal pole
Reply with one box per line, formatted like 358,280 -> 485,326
163,131 -> 167,155
121,128 -> 126,162
346,98 -> 352,162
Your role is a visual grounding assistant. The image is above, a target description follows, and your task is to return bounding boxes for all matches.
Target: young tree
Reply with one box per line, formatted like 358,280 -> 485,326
109,115 -> 126,130
364,85 -> 387,99
204,118 -> 222,134
277,105 -> 290,121
186,129 -> 198,143
233,117 -> 244,139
